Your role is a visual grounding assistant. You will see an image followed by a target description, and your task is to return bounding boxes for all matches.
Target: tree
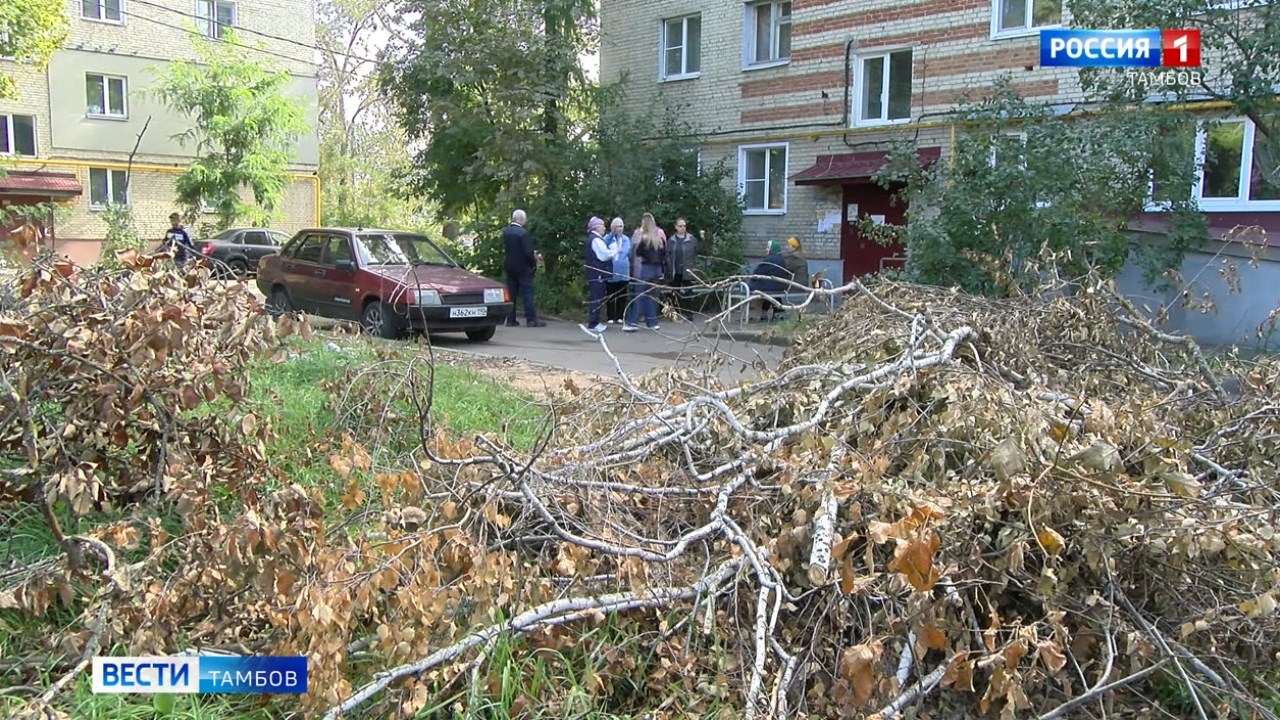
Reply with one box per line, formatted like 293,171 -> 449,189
317,0 -> 433,230
151,30 -> 309,230
379,0 -> 599,219
0,0 -> 68,99
461,106 -> 745,314
874,79 -> 1206,295
1069,1 -> 1280,197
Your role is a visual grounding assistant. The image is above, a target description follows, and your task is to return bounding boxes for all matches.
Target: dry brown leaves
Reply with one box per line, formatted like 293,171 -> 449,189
3,261 -> 1279,720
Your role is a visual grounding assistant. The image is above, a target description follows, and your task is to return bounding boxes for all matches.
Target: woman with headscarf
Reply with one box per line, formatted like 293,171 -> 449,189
748,240 -> 790,321
623,212 -> 667,331
584,216 -> 619,333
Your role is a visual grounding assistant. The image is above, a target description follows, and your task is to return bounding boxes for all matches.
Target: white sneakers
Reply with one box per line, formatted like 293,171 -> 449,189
590,323 -> 607,333
622,324 -> 638,332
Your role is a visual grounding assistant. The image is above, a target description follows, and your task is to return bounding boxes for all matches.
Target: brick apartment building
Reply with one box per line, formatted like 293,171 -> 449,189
599,0 -> 1279,288
1,0 -> 320,265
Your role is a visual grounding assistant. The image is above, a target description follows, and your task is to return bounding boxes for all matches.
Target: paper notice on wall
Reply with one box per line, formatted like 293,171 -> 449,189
816,210 -> 841,234
869,214 -> 886,225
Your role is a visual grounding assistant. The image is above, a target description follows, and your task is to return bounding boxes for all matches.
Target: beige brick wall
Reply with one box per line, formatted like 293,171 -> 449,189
3,0 -> 320,256
52,166 -> 317,242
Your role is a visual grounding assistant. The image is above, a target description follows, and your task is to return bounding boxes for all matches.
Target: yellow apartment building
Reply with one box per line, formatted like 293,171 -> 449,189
1,0 -> 320,265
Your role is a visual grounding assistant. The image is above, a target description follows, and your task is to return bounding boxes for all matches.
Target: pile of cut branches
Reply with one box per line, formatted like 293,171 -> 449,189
1,258 -> 1277,720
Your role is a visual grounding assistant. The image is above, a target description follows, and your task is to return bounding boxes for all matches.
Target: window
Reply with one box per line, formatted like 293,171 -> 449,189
196,0 -> 236,39
989,132 -> 1028,169
81,0 -> 123,23
88,168 -> 128,208
738,144 -> 788,213
0,114 -> 37,157
745,1 -> 791,67
86,74 -> 127,118
243,230 -> 279,246
994,0 -> 1062,36
292,234 -> 326,263
1148,118 -> 1280,211
322,235 -> 354,265
857,50 -> 913,125
661,15 -> 701,80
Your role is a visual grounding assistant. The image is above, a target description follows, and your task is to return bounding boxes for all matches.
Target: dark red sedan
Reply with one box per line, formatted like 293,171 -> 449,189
256,228 -> 514,341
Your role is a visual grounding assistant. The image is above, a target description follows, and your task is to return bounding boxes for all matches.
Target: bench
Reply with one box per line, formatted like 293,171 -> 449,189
725,274 -> 838,328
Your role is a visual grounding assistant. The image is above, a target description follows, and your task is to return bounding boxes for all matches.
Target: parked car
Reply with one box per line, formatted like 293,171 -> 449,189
256,228 -> 514,341
197,227 -> 291,277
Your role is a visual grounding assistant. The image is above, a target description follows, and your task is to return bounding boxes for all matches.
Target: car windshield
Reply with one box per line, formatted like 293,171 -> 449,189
354,233 -> 456,267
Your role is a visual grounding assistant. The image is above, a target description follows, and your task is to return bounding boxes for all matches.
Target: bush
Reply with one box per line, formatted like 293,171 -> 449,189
457,112 -> 745,318
96,204 -> 146,269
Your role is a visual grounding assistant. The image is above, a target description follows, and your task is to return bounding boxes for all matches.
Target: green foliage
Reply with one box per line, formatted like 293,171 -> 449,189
0,0 -> 69,99
381,1 -> 743,315
96,204 -> 145,269
381,0 -> 599,216
875,79 -> 1207,295
151,30 -> 309,231
458,109 -> 745,316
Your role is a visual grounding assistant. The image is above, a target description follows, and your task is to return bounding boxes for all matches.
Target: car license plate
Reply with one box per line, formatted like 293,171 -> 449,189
449,306 -> 487,319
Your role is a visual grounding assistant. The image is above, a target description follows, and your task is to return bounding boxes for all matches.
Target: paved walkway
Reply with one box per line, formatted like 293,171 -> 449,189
423,317 -> 787,382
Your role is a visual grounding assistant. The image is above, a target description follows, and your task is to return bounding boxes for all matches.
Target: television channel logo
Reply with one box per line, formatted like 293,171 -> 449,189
92,656 -> 308,694
1040,29 -> 1201,68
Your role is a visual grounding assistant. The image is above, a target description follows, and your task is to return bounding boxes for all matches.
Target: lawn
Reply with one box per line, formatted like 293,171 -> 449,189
0,334 -> 550,719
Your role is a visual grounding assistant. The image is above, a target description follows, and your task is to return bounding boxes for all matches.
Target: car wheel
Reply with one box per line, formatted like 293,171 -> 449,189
228,258 -> 249,277
267,287 -> 293,316
465,325 -> 496,342
362,300 -> 402,339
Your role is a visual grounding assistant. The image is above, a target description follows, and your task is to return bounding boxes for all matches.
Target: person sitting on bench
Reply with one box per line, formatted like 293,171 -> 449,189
748,240 -> 792,321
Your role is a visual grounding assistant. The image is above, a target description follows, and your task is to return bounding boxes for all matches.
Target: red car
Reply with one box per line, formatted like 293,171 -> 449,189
256,228 -> 514,341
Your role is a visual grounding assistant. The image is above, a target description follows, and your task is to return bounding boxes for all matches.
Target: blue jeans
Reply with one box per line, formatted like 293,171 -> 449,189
625,264 -> 662,327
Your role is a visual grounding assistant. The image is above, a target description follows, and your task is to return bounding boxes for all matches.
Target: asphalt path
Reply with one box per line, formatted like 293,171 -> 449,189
421,317 -> 787,383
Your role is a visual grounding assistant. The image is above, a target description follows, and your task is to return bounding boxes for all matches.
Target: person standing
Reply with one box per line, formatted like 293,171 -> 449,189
603,217 -> 631,324
665,217 -> 699,319
622,212 -> 667,332
162,213 -> 195,268
501,209 -> 546,327
748,240 -> 791,321
584,216 -> 619,333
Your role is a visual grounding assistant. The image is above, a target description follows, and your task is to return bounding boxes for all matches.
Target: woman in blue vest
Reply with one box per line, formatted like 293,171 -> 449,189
584,216 -> 619,333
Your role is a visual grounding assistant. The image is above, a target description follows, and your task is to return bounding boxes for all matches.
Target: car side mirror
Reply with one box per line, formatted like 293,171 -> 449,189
335,260 -> 356,272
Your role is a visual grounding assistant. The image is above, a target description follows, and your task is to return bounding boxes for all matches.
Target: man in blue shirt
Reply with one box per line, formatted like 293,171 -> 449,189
162,213 -> 195,268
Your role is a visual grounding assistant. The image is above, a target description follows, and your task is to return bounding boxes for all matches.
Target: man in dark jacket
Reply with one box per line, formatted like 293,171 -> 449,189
501,209 -> 546,327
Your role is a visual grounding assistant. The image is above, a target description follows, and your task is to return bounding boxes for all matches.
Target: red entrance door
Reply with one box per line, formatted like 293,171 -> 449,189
840,182 -> 907,282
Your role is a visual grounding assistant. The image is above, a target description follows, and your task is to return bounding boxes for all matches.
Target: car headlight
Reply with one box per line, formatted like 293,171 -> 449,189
414,288 -> 441,305
484,288 -> 506,304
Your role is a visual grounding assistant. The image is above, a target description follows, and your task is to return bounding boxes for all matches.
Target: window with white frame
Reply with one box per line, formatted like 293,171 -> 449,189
0,114 -> 37,157
745,1 -> 791,67
857,49 -> 913,125
196,0 -> 236,39
989,131 -> 1028,168
88,168 -> 129,208
86,74 -> 127,117
661,15 -> 701,80
81,0 -> 123,23
994,0 -> 1062,35
1148,118 -> 1280,210
739,144 -> 788,213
